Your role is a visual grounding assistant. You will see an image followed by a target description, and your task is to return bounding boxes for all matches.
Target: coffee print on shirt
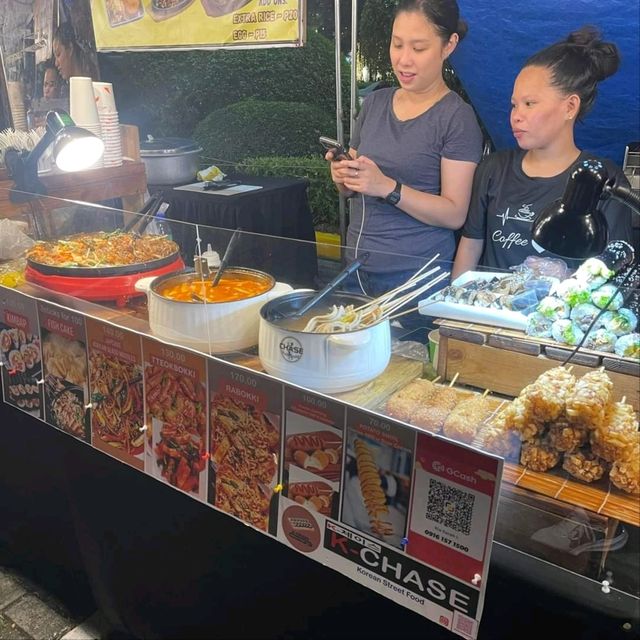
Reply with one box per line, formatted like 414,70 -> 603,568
490,202 -> 543,255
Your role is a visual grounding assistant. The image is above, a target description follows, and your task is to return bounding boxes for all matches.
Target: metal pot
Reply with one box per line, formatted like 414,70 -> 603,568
259,291 -> 391,394
139,136 -> 202,185
135,267 -> 292,354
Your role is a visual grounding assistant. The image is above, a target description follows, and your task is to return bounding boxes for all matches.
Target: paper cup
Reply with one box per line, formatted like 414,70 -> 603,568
70,76 -> 100,126
93,81 -> 117,112
428,329 -> 440,366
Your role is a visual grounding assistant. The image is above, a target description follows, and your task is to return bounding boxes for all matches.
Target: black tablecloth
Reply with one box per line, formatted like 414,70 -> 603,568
156,176 -> 318,289
1,404 -> 637,639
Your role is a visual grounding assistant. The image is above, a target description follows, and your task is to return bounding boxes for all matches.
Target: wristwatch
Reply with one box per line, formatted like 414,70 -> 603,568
384,181 -> 402,206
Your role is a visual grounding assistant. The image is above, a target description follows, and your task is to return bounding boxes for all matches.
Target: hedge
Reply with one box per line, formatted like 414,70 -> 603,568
194,99 -> 335,166
102,30 -> 350,139
241,155 -> 340,232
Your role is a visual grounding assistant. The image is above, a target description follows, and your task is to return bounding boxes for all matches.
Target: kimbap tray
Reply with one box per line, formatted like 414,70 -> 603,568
419,271 -> 529,331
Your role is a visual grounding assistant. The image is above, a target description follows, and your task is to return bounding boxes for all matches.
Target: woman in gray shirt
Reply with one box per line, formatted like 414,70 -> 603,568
327,0 -> 483,330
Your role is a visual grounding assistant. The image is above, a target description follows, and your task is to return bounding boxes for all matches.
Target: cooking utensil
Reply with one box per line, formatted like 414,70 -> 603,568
287,252 -> 369,320
135,267 -> 292,354
139,136 -> 202,185
123,192 -> 162,233
211,228 -> 242,286
259,291 -> 391,394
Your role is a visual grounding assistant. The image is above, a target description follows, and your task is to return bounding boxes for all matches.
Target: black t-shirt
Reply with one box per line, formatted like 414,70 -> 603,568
461,149 -> 633,270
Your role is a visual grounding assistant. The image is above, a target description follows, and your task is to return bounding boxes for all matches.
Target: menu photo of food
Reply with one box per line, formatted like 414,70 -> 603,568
208,361 -> 282,534
86,319 -> 145,470
38,303 -> 89,441
287,465 -> 339,520
341,409 -> 416,549
105,0 -> 145,27
0,290 -> 44,418
143,339 -> 208,499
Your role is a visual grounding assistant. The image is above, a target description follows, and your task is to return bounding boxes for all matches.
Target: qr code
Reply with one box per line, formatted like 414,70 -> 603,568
425,478 -> 475,535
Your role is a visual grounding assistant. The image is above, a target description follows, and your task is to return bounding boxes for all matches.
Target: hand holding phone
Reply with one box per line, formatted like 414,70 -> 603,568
319,136 -> 350,161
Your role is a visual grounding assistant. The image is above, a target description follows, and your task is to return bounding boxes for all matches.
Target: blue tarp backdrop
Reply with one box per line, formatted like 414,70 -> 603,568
451,1 -> 640,164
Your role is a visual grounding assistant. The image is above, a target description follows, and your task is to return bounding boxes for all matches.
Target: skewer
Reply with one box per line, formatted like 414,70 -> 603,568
621,396 -> 626,404
482,389 -> 491,397
377,272 -> 449,320
432,376 -> 441,384
449,372 -> 460,387
567,365 -> 574,373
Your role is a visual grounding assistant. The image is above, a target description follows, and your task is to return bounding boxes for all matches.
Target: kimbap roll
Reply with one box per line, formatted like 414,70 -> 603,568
553,278 -> 591,307
537,296 -> 570,320
526,312 -> 553,339
583,328 -> 617,352
614,333 -> 640,359
569,303 -> 602,332
591,284 -> 623,310
603,308 -> 638,336
551,319 -> 585,346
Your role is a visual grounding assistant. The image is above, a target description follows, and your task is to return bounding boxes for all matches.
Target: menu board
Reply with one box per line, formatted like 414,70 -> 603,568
142,337 -> 208,499
341,408 -> 415,549
208,359 -> 282,534
37,301 -> 90,442
277,388 -> 345,552
86,319 -> 145,470
1,286 -> 502,639
0,289 -> 43,419
90,0 -> 305,51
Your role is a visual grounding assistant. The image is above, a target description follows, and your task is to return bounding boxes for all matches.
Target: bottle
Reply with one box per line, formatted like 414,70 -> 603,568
202,243 -> 220,269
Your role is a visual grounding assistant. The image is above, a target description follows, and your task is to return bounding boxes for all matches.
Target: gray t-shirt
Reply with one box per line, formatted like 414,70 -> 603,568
461,149 -> 634,270
347,88 -> 483,272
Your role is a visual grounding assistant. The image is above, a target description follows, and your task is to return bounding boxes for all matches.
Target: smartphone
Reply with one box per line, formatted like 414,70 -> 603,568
319,136 -> 350,161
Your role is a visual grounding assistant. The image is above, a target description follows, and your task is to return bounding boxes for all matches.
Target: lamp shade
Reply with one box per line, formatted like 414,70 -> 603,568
53,127 -> 104,172
531,159 -> 610,259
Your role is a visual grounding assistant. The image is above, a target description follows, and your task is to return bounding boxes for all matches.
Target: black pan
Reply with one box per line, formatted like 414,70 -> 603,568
27,250 -> 181,278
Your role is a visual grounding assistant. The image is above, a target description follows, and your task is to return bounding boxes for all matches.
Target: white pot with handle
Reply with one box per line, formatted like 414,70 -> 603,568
258,291 -> 391,394
135,267 -> 292,354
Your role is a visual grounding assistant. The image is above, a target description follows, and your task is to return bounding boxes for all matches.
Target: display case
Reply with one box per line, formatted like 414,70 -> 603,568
0,188 -> 638,639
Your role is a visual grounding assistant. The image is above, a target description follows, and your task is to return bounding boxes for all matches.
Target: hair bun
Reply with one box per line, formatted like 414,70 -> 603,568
567,25 -> 620,81
456,19 -> 468,42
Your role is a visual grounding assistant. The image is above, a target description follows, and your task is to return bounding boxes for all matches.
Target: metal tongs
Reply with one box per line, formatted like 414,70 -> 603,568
193,227 -> 243,285
123,193 -> 165,234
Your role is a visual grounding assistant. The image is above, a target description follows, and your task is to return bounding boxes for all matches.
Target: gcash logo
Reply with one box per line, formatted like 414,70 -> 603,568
432,460 -> 445,473
279,337 -> 303,362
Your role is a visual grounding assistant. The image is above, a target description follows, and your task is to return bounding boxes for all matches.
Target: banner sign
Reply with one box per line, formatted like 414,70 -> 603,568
1,284 -> 502,639
90,0 -> 305,51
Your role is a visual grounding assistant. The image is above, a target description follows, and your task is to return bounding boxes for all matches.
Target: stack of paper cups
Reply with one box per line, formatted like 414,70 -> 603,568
69,76 -> 103,168
7,81 -> 27,131
93,81 -> 122,168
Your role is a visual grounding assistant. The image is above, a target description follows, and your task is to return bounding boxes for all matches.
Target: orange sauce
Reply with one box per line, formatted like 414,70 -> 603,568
159,275 -> 271,303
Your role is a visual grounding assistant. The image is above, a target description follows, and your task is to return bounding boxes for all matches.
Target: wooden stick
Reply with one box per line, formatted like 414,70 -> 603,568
387,305 -> 420,321
621,396 -> 626,405
449,371 -> 460,387
432,376 -> 441,384
482,389 -> 491,397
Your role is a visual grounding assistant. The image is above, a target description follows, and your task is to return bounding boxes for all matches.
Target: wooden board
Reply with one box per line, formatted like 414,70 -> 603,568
437,336 -> 640,410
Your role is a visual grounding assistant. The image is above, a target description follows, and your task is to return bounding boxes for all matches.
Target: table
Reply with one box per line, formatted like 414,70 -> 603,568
156,176 -> 318,288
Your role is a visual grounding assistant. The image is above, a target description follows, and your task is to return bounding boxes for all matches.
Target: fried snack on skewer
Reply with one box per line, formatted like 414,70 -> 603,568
384,378 -> 436,423
353,439 -> 393,535
443,395 -> 494,444
526,367 -> 576,422
609,434 -> 640,494
565,370 -> 613,430
474,413 -> 521,460
548,415 -> 588,452
591,401 -> 639,463
562,449 -> 607,483
502,390 -> 544,442
520,438 -> 561,472
411,386 -> 458,434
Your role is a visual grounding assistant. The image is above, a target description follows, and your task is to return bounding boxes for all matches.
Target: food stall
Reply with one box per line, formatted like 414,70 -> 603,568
0,186 -> 638,639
